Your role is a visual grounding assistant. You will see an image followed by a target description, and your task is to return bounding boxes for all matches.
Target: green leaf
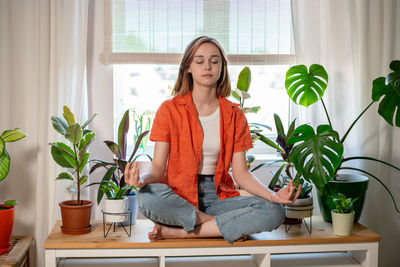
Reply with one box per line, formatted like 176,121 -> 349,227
79,152 -> 90,174
274,113 -> 285,138
118,110 -> 130,160
285,64 -> 328,107
1,128 -> 27,143
236,67 -> 251,92
89,160 -> 116,174
80,175 -> 88,185
63,105 -> 76,126
231,90 -> 241,102
371,77 -> 400,127
268,163 -> 286,190
104,140 -> 120,158
255,133 -> 284,153
56,172 -> 74,181
97,166 -> 118,204
81,113 -> 98,129
386,60 -> 400,88
4,200 -> 17,206
78,132 -> 95,160
0,149 -> 10,182
51,116 -> 68,136
287,124 -> 343,192
242,106 -> 260,114
128,130 -> 150,162
234,88 -> 251,100
286,119 -> 297,140
0,138 -> 4,157
65,124 -> 83,145
50,142 -> 76,168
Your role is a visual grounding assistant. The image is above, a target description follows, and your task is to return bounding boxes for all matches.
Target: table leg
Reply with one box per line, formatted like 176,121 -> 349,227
158,255 -> 166,267
252,253 -> 270,267
45,249 -> 57,267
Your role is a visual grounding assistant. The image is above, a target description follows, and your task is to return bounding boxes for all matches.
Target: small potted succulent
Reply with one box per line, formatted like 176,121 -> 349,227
330,193 -> 358,236
89,109 -> 151,225
49,105 -> 97,234
0,128 -> 26,255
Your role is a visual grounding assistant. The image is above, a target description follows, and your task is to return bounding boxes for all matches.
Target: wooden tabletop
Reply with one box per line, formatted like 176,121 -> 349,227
44,217 -> 380,249
0,236 -> 33,265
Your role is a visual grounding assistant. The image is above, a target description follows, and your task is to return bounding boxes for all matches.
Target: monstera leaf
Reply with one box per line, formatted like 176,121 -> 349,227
386,60 -> 400,88
287,124 -> 343,191
285,64 -> 328,107
372,75 -> 400,127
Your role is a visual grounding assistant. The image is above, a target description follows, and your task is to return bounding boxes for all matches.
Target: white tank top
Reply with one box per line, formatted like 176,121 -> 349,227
198,107 -> 220,175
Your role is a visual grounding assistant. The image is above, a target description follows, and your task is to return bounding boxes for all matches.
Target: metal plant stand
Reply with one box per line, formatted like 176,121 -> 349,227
284,206 -> 313,233
101,209 -> 132,237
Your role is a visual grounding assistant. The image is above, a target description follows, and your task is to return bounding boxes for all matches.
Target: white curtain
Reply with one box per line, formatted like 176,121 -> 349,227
291,0 -> 400,266
0,0 -> 89,266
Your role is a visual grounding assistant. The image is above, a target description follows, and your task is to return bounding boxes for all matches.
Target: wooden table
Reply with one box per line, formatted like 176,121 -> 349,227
44,217 -> 379,267
0,236 -> 33,267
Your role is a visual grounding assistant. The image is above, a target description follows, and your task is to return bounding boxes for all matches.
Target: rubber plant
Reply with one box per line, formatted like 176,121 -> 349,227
285,60 -> 400,214
50,105 -> 97,204
231,66 -> 271,167
0,128 -> 26,254
88,109 -> 151,205
0,128 -> 27,207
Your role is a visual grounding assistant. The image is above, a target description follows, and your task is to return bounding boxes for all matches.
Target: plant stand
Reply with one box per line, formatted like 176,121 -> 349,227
284,206 -> 313,233
102,209 -> 132,238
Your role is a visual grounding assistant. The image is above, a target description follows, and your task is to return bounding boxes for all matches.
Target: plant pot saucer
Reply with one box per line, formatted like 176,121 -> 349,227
0,244 -> 11,255
61,225 -> 92,235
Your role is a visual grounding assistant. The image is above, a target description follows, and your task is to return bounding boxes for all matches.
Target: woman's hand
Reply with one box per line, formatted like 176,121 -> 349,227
124,161 -> 146,188
271,180 -> 302,205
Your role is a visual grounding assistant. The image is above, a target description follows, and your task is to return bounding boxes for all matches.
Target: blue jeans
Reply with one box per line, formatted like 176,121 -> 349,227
138,176 -> 285,243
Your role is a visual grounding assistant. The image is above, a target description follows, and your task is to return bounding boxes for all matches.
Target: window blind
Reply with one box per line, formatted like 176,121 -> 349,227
101,0 -> 295,65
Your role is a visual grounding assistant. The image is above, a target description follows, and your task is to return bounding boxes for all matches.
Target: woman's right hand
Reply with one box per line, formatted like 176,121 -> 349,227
124,161 -> 146,188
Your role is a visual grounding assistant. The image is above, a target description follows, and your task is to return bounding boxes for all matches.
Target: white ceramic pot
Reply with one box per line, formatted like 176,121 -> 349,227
104,197 -> 128,223
285,196 -> 313,219
331,210 -> 355,236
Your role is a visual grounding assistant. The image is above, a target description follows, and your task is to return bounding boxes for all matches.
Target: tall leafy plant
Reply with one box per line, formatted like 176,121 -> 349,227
231,67 -> 271,166
285,61 -> 400,213
89,109 -> 151,205
50,105 -> 97,205
0,128 -> 27,207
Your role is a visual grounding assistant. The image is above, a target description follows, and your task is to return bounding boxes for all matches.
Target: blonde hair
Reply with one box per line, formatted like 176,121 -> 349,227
172,36 -> 231,97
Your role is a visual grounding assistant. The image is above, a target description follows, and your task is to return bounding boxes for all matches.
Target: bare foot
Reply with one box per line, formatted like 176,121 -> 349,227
235,235 -> 249,242
148,224 -> 164,241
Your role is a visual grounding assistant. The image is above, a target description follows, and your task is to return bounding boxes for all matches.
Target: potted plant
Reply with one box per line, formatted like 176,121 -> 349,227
50,105 -> 97,234
0,128 -> 26,255
330,193 -> 358,236
285,60 -> 400,222
251,113 -> 313,222
89,109 -> 151,225
100,181 -> 132,223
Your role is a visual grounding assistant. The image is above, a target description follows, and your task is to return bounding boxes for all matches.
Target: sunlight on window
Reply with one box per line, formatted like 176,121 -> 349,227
114,64 -> 289,155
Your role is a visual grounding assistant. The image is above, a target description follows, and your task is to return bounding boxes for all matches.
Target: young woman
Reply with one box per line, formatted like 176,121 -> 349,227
125,36 -> 301,243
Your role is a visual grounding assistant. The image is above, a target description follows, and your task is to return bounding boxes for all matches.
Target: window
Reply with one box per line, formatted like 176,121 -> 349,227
104,0 -> 295,156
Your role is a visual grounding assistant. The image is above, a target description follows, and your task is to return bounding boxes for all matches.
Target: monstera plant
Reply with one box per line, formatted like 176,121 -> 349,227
285,60 -> 400,222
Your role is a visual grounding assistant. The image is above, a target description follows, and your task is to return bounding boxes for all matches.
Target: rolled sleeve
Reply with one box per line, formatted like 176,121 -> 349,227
149,101 -> 171,143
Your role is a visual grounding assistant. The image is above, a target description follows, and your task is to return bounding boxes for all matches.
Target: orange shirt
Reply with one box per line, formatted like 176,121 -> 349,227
149,91 -> 253,208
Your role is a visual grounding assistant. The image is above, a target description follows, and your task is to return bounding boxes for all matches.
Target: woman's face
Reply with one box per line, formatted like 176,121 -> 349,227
188,42 -> 222,89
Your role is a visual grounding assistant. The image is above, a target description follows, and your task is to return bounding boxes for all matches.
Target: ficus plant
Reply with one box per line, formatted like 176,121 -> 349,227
0,128 -> 27,209
49,105 -> 97,205
285,60 -> 400,213
331,193 -> 358,214
88,109 -> 151,205
231,66 -> 271,167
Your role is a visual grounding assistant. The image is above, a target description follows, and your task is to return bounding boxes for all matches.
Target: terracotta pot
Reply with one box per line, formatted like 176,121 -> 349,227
59,200 -> 93,235
0,205 -> 14,255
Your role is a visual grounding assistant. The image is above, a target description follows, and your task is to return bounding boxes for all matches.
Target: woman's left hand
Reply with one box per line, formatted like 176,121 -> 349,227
271,180 -> 302,205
